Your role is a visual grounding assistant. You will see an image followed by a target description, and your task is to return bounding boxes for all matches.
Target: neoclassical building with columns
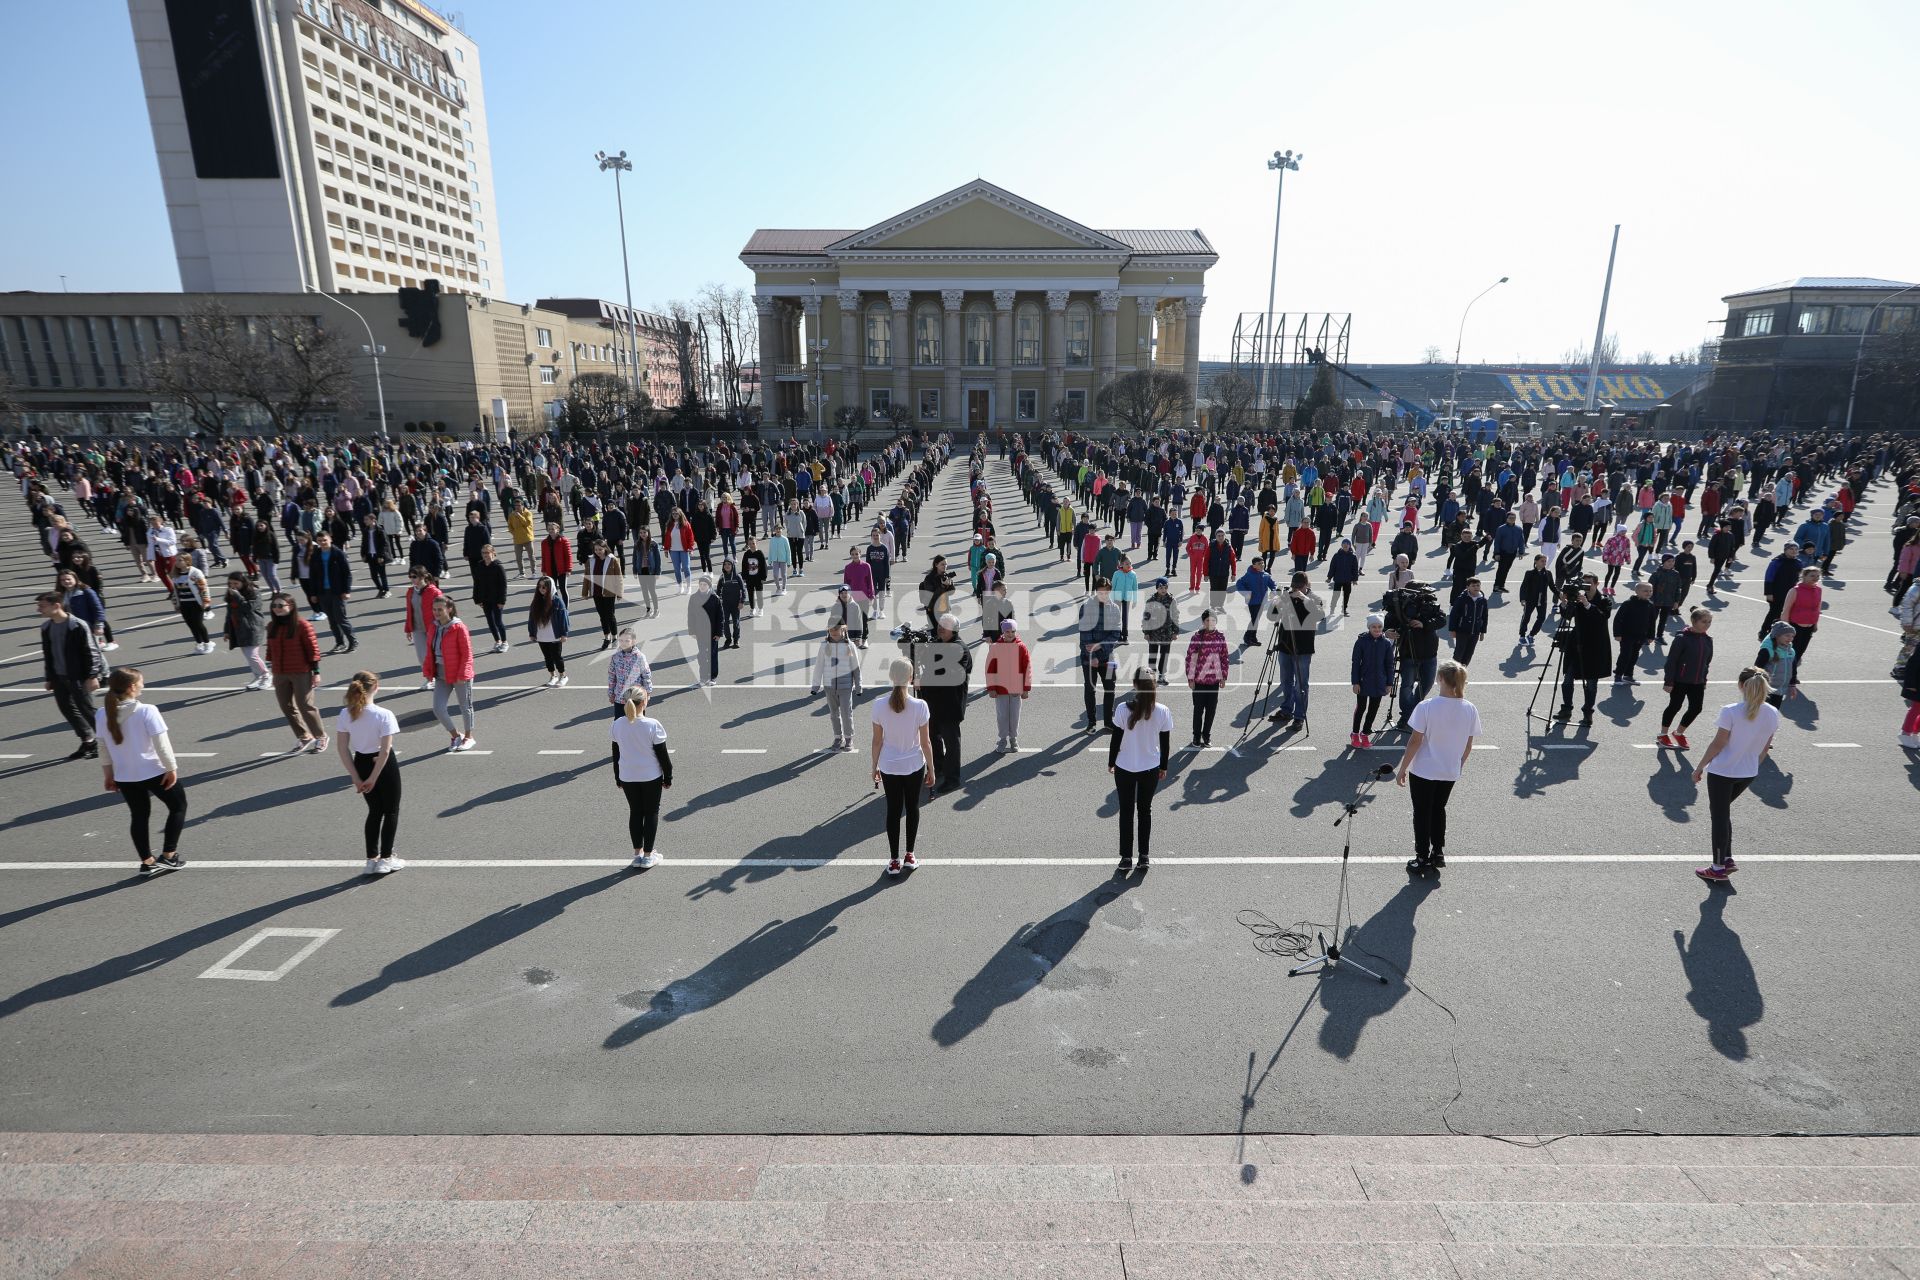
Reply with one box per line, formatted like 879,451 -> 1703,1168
740,180 -> 1216,431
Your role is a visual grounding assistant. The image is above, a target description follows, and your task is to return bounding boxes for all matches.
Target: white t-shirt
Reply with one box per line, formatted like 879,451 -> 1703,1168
336,703 -> 400,754
610,714 -> 668,782
95,701 -> 168,782
871,694 -> 931,775
1112,699 -> 1175,772
1407,695 -> 1483,782
1706,700 -> 1781,779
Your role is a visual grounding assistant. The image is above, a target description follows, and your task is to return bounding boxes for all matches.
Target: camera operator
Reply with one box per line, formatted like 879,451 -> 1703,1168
1077,577 -> 1123,732
914,611 -> 972,794
1388,583 -> 1443,731
1554,576 -> 1611,726
1264,571 -> 1325,730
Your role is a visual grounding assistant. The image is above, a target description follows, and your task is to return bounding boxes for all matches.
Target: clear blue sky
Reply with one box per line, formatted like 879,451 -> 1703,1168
3,0 -> 1915,363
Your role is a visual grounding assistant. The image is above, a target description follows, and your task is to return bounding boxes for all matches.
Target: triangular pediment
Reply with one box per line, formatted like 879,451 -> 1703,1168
827,182 -> 1132,254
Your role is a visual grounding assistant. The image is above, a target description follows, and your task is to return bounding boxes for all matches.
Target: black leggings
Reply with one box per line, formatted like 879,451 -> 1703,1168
620,778 -> 663,852
1192,686 -> 1220,740
1408,773 -> 1455,858
1330,582 -> 1352,613
1352,694 -> 1384,735
1114,767 -> 1159,861
1706,772 -> 1752,866
1603,563 -> 1623,591
178,600 -> 210,644
119,775 -> 187,862
538,640 -> 566,675
1661,682 -> 1705,730
354,751 -> 401,858
881,770 -> 922,857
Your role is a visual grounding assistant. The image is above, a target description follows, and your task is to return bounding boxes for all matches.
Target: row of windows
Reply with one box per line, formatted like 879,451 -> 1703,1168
309,121 -> 475,221
0,314 -> 228,389
868,386 -> 1083,423
299,61 -> 467,173
864,302 -> 1094,367
1738,303 -> 1915,338
297,0 -> 467,112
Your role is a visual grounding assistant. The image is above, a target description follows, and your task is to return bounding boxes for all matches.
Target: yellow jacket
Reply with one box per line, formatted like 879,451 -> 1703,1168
507,508 -> 535,545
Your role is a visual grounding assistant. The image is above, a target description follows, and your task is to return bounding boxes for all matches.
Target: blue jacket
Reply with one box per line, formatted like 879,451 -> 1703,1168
1493,523 -> 1527,556
1790,519 -> 1830,559
1350,631 -> 1396,696
1234,569 -> 1277,614
527,592 -> 570,640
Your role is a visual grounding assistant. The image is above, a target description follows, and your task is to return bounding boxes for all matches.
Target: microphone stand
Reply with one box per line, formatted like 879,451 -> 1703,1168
1289,764 -> 1392,984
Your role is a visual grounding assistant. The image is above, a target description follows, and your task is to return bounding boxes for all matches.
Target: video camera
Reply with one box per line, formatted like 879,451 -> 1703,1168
891,623 -> 934,656
1381,584 -> 1443,634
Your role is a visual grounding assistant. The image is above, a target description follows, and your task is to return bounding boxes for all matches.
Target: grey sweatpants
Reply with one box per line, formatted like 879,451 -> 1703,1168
822,686 -> 854,740
432,678 -> 475,737
995,694 -> 1022,743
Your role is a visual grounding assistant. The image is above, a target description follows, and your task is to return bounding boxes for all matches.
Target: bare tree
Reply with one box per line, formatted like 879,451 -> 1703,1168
560,371 -> 649,432
884,402 -> 912,431
1098,370 -> 1192,433
1207,371 -> 1259,434
1421,345 -> 1445,364
695,283 -> 757,415
833,405 -> 863,431
0,368 -> 24,434
145,302 -> 356,436
1047,398 -> 1077,428
1561,333 -> 1622,367
659,299 -> 703,410
1631,349 -> 1660,365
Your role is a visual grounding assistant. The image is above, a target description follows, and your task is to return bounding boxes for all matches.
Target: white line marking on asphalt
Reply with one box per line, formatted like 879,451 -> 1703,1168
536,749 -> 584,755
1813,742 -> 1862,748
196,927 -> 341,981
721,748 -> 769,754
9,855 -> 1916,872
0,753 -> 29,759
1538,744 -> 1587,750
174,751 -> 217,757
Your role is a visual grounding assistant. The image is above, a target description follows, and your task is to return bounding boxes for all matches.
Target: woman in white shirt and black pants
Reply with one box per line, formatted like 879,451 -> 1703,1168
1689,667 -> 1781,883
335,670 -> 405,875
1108,669 -> 1174,874
871,657 -> 934,876
610,684 -> 673,869
96,668 -> 189,877
1395,659 -> 1482,874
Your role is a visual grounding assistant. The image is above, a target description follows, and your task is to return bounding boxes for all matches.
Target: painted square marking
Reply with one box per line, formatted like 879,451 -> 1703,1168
197,928 -> 341,981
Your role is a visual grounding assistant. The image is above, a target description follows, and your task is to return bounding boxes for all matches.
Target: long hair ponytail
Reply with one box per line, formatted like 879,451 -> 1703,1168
102,668 -> 140,745
621,685 -> 648,722
343,670 -> 379,721
887,656 -> 913,714
1125,669 -> 1158,729
1738,666 -> 1770,720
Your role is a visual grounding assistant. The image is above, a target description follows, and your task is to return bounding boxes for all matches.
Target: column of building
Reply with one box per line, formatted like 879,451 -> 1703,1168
1135,297 -> 1156,373
1044,290 -> 1069,421
941,289 -> 963,429
1096,289 -> 1119,412
757,296 -> 780,425
1181,296 -> 1205,429
802,294 -> 823,427
993,289 -> 1015,429
889,289 -> 911,418
837,289 -> 860,425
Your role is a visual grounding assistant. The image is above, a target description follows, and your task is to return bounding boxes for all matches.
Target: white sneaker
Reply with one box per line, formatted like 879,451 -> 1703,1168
313,612 -> 327,622
641,852 -> 659,868
420,679 -> 434,691
364,857 -> 381,875
544,675 -> 558,688
557,675 -> 569,687
374,857 -> 404,873
500,641 -> 511,652
102,642 -> 120,652
454,737 -> 475,752
1901,733 -> 1920,749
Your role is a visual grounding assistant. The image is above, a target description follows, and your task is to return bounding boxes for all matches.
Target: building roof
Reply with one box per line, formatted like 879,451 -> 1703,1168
740,230 -> 857,255
1726,277 -> 1917,299
1100,229 -> 1216,255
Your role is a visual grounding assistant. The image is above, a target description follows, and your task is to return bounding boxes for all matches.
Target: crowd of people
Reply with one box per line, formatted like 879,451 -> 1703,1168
19,416 -> 1920,884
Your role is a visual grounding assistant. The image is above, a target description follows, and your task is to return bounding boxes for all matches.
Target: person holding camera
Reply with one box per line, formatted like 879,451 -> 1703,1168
1266,571 -> 1325,731
1078,578 -> 1123,731
1554,580 -> 1611,726
915,612 -> 971,794
1395,659 -> 1481,874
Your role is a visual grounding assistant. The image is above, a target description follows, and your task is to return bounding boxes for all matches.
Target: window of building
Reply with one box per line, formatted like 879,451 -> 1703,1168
1065,389 -> 1087,422
914,305 -> 940,365
869,387 -> 892,418
1740,309 -> 1774,338
1795,305 -> 1831,335
865,304 -> 890,365
1065,301 -> 1091,366
1832,305 -> 1874,335
539,366 -> 558,385
965,306 -> 992,366
919,388 -> 940,421
1877,305 -> 1916,334
1016,388 -> 1038,421
1014,304 -> 1041,365
536,327 -> 552,347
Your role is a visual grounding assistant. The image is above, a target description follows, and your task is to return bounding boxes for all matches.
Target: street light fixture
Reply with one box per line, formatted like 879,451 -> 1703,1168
304,286 -> 388,440
1841,281 -> 1919,448
1446,276 -> 1509,427
595,150 -> 645,413
1260,148 -> 1302,411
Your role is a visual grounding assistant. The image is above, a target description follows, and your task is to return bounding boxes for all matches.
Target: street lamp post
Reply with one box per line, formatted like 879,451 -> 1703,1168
595,150 -> 645,412
1260,149 -> 1302,412
304,287 -> 388,440
1841,282 -> 1919,448
1446,276 -> 1509,428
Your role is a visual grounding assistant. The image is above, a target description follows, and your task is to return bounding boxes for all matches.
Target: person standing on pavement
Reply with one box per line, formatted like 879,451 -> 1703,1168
541,521 -> 575,595
1077,578 -> 1122,732
1185,609 -> 1230,747
1395,659 -> 1481,875
169,552 -> 214,653
1349,612 -> 1396,750
1108,668 -> 1173,875
1446,578 -> 1488,668
426,595 -> 477,753
38,590 -> 108,760
690,575 -> 723,686
309,531 -> 357,654
1758,543 -> 1803,639
605,625 -> 652,720
528,575 -> 572,688
985,617 -> 1032,752
1142,577 -> 1180,680
581,537 -> 624,649
717,560 -> 747,649
1612,581 -> 1657,684
336,670 -> 404,875
266,593 -> 327,753
97,667 -> 188,877
810,618 -> 864,751
1266,570 -> 1325,731
403,568 -> 444,691
1517,553 -> 1552,642
610,683 -> 673,869
472,544 -> 510,653
506,502 -> 535,578
1779,566 -> 1824,679
873,656 -> 934,875
632,527 -> 663,618
1656,608 -> 1714,749
1689,668 -> 1780,883
916,612 -> 971,793
222,571 -> 270,690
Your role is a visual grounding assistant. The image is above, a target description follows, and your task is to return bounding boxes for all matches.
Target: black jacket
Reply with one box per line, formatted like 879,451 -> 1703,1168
1612,596 -> 1657,645
916,637 -> 973,723
471,559 -> 508,608
1558,598 -> 1613,679
41,615 -> 107,685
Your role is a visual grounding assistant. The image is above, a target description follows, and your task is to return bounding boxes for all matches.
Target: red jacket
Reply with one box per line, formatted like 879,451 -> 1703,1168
266,619 -> 320,675
1189,491 -> 1207,522
1289,525 -> 1317,557
983,635 -> 1032,696
403,582 -> 442,637
667,521 -> 696,552
541,535 -> 574,577
423,619 -> 474,683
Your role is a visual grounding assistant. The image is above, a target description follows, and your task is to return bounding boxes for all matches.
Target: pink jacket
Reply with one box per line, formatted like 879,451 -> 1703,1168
424,619 -> 474,683
1185,628 -> 1231,686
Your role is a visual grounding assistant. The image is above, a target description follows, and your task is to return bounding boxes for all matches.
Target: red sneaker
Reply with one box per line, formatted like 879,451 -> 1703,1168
886,858 -> 902,877
1360,733 -> 1374,750
902,852 -> 918,870
1656,734 -> 1676,748
1674,732 -> 1692,750
1694,865 -> 1728,883
1348,733 -> 1362,749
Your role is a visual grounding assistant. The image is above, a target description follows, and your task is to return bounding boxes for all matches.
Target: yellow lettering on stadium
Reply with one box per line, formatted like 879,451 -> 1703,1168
1507,374 -> 1550,401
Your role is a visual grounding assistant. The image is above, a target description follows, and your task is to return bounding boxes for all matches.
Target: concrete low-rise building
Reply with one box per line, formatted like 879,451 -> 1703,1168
0,289 -> 645,437
1702,277 -> 1918,431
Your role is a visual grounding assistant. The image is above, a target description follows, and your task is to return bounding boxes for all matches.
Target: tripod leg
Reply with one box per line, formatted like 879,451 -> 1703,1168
1332,954 -> 1391,985
1288,954 -> 1331,977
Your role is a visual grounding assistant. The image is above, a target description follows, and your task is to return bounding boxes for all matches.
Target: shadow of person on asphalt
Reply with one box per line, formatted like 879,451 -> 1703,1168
684,791 -> 877,900
1315,876 -> 1438,1060
1674,885 -> 1762,1060
331,870 -> 628,1007
0,878 -> 364,1020
0,876 -> 145,931
604,877 -> 890,1049
435,758 -> 603,819
664,751 -> 832,821
1747,754 -> 1793,810
1647,748 -> 1696,824
930,878 -> 1139,1048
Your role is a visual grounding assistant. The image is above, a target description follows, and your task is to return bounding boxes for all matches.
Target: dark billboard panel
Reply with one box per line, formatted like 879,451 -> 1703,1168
161,0 -> 281,179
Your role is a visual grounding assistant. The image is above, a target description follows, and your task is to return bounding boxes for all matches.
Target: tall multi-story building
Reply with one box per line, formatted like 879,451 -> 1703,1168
129,0 -> 503,298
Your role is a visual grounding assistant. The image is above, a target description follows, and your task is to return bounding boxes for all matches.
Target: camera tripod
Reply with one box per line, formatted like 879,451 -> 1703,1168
1523,630 -> 1567,733
1230,610 -> 1307,756
1289,764 -> 1392,984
